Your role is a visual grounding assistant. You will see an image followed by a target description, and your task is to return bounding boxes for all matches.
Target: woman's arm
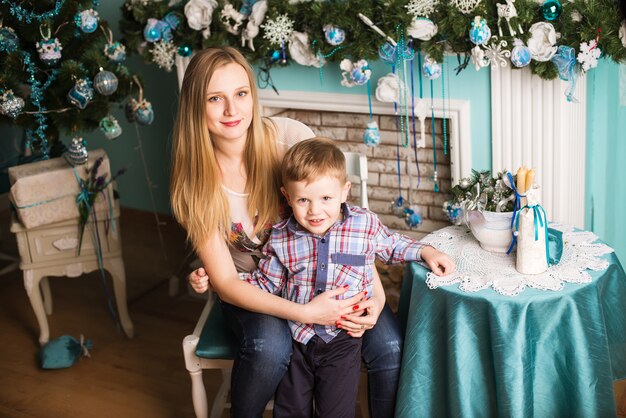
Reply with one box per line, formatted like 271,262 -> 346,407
197,231 -> 362,325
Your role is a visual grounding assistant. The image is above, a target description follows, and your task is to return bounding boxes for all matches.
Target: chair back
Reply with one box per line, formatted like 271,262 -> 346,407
342,152 -> 369,209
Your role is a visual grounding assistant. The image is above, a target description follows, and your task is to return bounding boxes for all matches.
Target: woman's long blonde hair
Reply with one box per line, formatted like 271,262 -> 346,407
170,47 -> 281,251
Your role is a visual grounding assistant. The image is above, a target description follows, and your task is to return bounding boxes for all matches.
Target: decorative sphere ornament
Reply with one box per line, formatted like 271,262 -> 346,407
443,201 -> 464,225
94,68 -> 119,96
99,115 -> 122,140
469,16 -> 491,46
391,196 -> 406,217
0,26 -> 19,53
67,79 -> 94,110
363,121 -> 381,147
323,25 -> 346,46
422,57 -> 442,80
177,44 -> 193,57
0,90 -> 25,119
144,18 -> 163,43
404,206 -> 423,228
36,37 -> 62,66
135,100 -> 155,125
75,9 -> 99,33
104,41 -> 126,62
541,0 -> 562,21
64,137 -> 89,166
510,39 -> 532,67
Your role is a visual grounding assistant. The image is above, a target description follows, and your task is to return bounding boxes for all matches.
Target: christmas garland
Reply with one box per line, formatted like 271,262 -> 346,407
120,0 -> 626,83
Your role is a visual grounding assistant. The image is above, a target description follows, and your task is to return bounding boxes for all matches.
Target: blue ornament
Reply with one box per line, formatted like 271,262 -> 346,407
0,90 -> 25,119
67,79 -> 94,110
135,100 -> 154,125
469,16 -> 491,46
99,115 -> 122,140
161,12 -> 181,41
94,68 -> 118,96
541,0 -> 562,21
177,44 -> 193,57
350,61 -> 371,85
75,9 -> 99,34
391,196 -> 406,217
36,37 -> 62,66
239,0 -> 258,16
104,41 -> 126,62
510,39 -> 531,67
324,25 -> 346,46
363,121 -> 381,147
422,57 -> 442,80
0,26 -> 19,53
378,42 -> 415,65
443,201 -> 464,225
404,207 -> 423,228
64,137 -> 89,166
144,18 -> 163,43
269,50 -> 281,63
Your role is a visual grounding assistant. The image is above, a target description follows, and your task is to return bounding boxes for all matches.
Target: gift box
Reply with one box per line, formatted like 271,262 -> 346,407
8,149 -> 115,229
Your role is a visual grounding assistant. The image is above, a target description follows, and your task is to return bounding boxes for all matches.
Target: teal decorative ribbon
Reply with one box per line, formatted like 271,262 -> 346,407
512,204 -> 551,266
550,46 -> 579,103
506,172 -> 526,254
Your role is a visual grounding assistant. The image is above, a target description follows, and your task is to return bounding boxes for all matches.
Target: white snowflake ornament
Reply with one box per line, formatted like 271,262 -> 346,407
577,40 -> 601,72
453,0 -> 482,14
405,0 -> 440,17
151,39 -> 176,71
483,38 -> 511,70
261,14 -> 294,46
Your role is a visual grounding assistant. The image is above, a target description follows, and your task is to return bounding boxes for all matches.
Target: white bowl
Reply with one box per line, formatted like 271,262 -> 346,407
466,210 -> 514,253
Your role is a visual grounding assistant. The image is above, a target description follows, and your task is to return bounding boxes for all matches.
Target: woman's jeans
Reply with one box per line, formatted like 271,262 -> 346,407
220,301 -> 402,418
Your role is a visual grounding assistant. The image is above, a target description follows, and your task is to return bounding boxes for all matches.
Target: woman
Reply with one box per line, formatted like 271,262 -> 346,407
171,46 -> 403,417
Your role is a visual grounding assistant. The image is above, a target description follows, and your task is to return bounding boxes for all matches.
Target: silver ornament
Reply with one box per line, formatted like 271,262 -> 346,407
0,90 -> 25,119
65,137 -> 89,166
94,68 -> 119,96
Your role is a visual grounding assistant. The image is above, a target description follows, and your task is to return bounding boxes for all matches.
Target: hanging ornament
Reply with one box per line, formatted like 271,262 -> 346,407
551,45 -> 579,102
144,18 -> 164,42
99,115 -> 122,140
104,41 -> 127,62
93,68 -> 119,96
391,196 -> 407,217
0,26 -> 19,53
422,56 -> 442,80
288,31 -> 324,67
541,0 -> 562,21
443,201 -> 464,225
404,206 -> 423,228
527,22 -> 557,62
620,21 -> 626,49
323,25 -> 346,46
36,37 -> 62,66
363,121 -> 381,147
261,14 -> 294,46
340,59 -> 371,87
407,18 -> 438,41
471,45 -> 491,70
496,0 -> 523,37
75,9 -> 99,34
577,38 -> 602,72
64,137 -> 89,166
151,39 -> 177,71
135,100 -> 155,125
405,0 -> 440,18
375,73 -> 403,103
241,0 -> 268,51
453,0 -> 482,14
67,78 -> 94,110
0,89 -> 25,119
177,44 -> 193,57
510,38 -> 531,67
469,16 -> 491,46
483,38 -> 511,70
220,3 -> 246,35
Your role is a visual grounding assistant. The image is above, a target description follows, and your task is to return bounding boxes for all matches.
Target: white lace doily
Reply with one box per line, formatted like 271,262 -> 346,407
422,224 -> 614,296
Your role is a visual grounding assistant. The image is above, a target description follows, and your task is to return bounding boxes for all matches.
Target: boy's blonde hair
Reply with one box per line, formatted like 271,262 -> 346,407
170,47 -> 281,251
282,137 -> 346,186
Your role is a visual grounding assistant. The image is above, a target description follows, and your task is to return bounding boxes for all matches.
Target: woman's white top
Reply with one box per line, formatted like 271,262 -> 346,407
226,117 -> 314,272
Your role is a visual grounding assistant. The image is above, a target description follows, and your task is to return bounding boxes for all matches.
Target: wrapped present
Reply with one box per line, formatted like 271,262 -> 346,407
8,149 -> 114,229
515,185 -> 549,275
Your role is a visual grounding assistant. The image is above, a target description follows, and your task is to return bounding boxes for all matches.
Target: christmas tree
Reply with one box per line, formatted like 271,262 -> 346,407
0,0 -> 151,158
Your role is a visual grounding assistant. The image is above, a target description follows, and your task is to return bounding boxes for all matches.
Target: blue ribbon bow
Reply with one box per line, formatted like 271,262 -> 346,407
512,204 -> 551,266
550,46 -> 579,103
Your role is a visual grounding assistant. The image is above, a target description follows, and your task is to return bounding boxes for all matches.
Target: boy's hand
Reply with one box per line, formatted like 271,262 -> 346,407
188,267 -> 212,294
421,246 -> 456,276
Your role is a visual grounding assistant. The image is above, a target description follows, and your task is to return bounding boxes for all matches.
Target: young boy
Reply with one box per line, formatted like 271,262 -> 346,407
240,137 -> 454,417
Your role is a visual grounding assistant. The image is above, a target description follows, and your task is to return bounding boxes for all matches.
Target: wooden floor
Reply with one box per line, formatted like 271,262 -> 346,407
0,207 -> 624,418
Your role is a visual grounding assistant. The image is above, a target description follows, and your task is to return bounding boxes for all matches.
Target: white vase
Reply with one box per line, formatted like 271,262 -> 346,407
467,210 -> 514,253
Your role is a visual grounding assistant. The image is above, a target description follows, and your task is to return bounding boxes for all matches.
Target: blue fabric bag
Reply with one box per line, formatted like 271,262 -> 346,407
39,335 -> 93,369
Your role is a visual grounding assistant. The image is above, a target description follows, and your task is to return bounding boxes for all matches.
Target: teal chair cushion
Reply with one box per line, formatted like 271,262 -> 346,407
195,302 -> 238,359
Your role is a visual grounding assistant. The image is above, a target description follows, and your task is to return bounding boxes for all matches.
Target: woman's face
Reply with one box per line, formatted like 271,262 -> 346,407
205,62 -> 254,145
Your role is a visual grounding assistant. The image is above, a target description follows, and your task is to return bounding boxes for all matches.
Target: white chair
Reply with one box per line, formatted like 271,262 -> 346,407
182,153 -> 371,418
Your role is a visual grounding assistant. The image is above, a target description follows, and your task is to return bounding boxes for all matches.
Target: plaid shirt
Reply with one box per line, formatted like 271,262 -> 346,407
240,204 -> 427,344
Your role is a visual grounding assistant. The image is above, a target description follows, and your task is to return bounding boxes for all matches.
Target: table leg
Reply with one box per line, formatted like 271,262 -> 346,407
104,256 -> 134,339
41,277 -> 53,315
23,269 -> 50,346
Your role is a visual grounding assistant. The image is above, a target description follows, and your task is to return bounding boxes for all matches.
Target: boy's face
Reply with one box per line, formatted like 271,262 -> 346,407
281,175 -> 351,236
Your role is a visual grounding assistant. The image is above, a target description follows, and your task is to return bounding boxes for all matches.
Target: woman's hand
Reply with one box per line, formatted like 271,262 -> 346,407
188,267 -> 212,294
337,297 -> 382,337
421,246 -> 456,276
301,288 -> 368,326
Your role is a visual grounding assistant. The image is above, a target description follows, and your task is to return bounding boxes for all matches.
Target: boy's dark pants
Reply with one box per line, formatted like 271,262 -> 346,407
274,331 -> 362,418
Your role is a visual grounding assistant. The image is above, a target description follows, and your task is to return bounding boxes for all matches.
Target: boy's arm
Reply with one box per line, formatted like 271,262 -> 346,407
240,240 -> 288,295
372,214 -> 427,264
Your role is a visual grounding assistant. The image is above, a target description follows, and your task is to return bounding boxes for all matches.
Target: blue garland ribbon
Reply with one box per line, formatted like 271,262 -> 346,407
512,203 -> 551,266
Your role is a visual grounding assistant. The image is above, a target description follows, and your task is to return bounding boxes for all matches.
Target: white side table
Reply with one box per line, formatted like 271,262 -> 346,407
10,201 -> 134,345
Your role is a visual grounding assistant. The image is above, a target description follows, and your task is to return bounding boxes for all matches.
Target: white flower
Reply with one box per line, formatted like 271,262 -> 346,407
407,18 -> 438,41
620,20 -> 626,49
288,31 -> 323,67
375,73 -> 403,103
185,0 -> 218,39
527,22 -> 557,62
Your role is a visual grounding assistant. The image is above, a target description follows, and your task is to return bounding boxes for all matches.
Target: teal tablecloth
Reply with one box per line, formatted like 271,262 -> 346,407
396,253 -> 626,418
